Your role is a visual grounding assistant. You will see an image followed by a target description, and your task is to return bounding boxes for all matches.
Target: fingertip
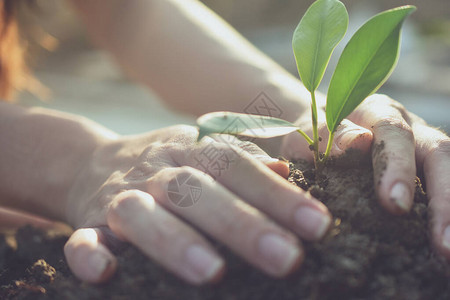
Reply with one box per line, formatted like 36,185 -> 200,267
265,160 -> 290,178
257,233 -> 304,277
278,243 -> 304,277
86,250 -> 118,283
441,225 -> 450,254
332,120 -> 373,155
293,205 -> 331,240
208,263 -> 226,284
64,228 -> 117,283
377,181 -> 414,216
429,223 -> 450,261
389,182 -> 414,215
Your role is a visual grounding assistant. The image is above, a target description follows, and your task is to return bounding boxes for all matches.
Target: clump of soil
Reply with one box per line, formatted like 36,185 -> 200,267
1,153 -> 450,299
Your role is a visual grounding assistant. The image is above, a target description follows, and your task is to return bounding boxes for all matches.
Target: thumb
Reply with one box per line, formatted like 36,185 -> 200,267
280,119 -> 372,161
326,119 -> 373,157
253,155 -> 290,179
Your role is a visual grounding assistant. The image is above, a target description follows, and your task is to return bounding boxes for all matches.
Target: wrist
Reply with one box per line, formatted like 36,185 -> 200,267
0,103 -> 117,221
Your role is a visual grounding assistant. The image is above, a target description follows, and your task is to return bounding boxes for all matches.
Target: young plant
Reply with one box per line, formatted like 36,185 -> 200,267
197,0 -> 415,168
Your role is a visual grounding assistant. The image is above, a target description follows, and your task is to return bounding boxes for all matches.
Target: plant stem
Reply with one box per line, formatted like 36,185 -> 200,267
310,91 -> 320,167
323,131 -> 335,161
296,129 -> 314,145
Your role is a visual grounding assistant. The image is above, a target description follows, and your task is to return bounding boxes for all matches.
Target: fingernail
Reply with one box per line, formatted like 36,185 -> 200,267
442,226 -> 450,250
390,182 -> 412,212
88,252 -> 111,279
294,206 -> 331,240
183,245 -> 224,284
258,233 -> 301,276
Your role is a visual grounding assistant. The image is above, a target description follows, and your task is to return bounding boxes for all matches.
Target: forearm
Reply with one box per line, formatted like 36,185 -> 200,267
0,102 -> 117,221
70,0 -> 311,123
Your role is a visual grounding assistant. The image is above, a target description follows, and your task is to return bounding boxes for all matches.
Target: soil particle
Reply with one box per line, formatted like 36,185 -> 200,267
1,153 -> 450,299
27,260 -> 56,284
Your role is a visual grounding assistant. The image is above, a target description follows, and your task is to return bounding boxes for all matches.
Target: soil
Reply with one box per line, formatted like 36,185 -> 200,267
1,151 -> 450,300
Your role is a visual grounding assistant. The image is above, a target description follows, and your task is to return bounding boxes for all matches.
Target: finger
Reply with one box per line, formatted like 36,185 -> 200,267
212,134 -> 290,178
280,112 -> 372,161
147,167 -> 304,277
350,95 -> 416,214
413,124 -> 450,258
180,140 -> 331,241
249,153 -> 290,179
64,228 -> 117,283
327,119 -> 373,156
107,190 -> 225,285
264,160 -> 290,178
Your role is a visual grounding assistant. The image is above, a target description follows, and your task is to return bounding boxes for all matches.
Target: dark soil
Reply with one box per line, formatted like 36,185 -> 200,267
1,152 -> 450,300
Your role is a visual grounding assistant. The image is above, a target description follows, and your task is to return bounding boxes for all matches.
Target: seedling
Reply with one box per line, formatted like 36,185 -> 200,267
197,0 -> 415,168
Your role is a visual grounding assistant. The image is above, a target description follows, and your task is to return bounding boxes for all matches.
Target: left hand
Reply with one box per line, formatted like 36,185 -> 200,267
63,125 -> 330,284
278,94 -> 450,259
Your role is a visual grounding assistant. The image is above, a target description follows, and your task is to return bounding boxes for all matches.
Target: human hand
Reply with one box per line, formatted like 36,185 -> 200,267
279,94 -> 450,258
63,125 -> 331,284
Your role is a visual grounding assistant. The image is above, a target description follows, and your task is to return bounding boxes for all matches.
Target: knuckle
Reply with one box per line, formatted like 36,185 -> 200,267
387,153 -> 413,169
388,102 -> 411,124
149,218 -> 186,249
211,134 -> 260,154
217,204 -> 262,239
189,141 -> 242,172
166,125 -> 199,144
372,118 -> 414,139
235,139 -> 261,154
260,180 -> 286,202
158,165 -> 199,179
389,101 -> 406,113
151,166 -> 208,205
110,190 -> 149,216
428,138 -> 450,160
155,143 -> 184,162
433,138 -> 450,154
365,94 -> 393,106
208,139 -> 240,154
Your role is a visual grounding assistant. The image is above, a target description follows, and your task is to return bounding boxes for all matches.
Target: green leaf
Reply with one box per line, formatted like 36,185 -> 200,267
197,112 -> 299,140
293,0 -> 348,92
326,5 -> 416,133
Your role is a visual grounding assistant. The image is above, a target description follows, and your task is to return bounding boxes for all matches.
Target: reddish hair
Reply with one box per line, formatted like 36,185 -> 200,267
0,0 -> 29,101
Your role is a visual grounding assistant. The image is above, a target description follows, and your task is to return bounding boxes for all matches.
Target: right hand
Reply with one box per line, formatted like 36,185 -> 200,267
279,94 -> 450,260
63,125 -> 331,284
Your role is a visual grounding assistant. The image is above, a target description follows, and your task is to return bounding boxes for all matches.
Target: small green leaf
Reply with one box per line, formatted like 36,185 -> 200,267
197,112 -> 299,140
293,0 -> 348,92
326,5 -> 416,133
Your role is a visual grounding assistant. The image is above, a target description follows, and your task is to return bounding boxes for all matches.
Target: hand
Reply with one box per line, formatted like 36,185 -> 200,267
279,94 -> 450,259
63,125 -> 331,284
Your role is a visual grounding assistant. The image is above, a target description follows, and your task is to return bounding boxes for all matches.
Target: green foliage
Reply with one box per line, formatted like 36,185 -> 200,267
197,112 -> 300,140
293,0 -> 348,92
326,6 -> 416,134
196,1 -> 415,167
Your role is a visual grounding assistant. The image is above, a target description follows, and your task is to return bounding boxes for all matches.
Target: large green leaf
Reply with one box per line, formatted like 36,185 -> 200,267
293,0 -> 348,92
197,112 -> 299,140
326,5 -> 416,133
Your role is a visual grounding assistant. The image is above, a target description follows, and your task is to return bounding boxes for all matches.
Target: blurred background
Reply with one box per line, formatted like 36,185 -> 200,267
17,0 -> 450,134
